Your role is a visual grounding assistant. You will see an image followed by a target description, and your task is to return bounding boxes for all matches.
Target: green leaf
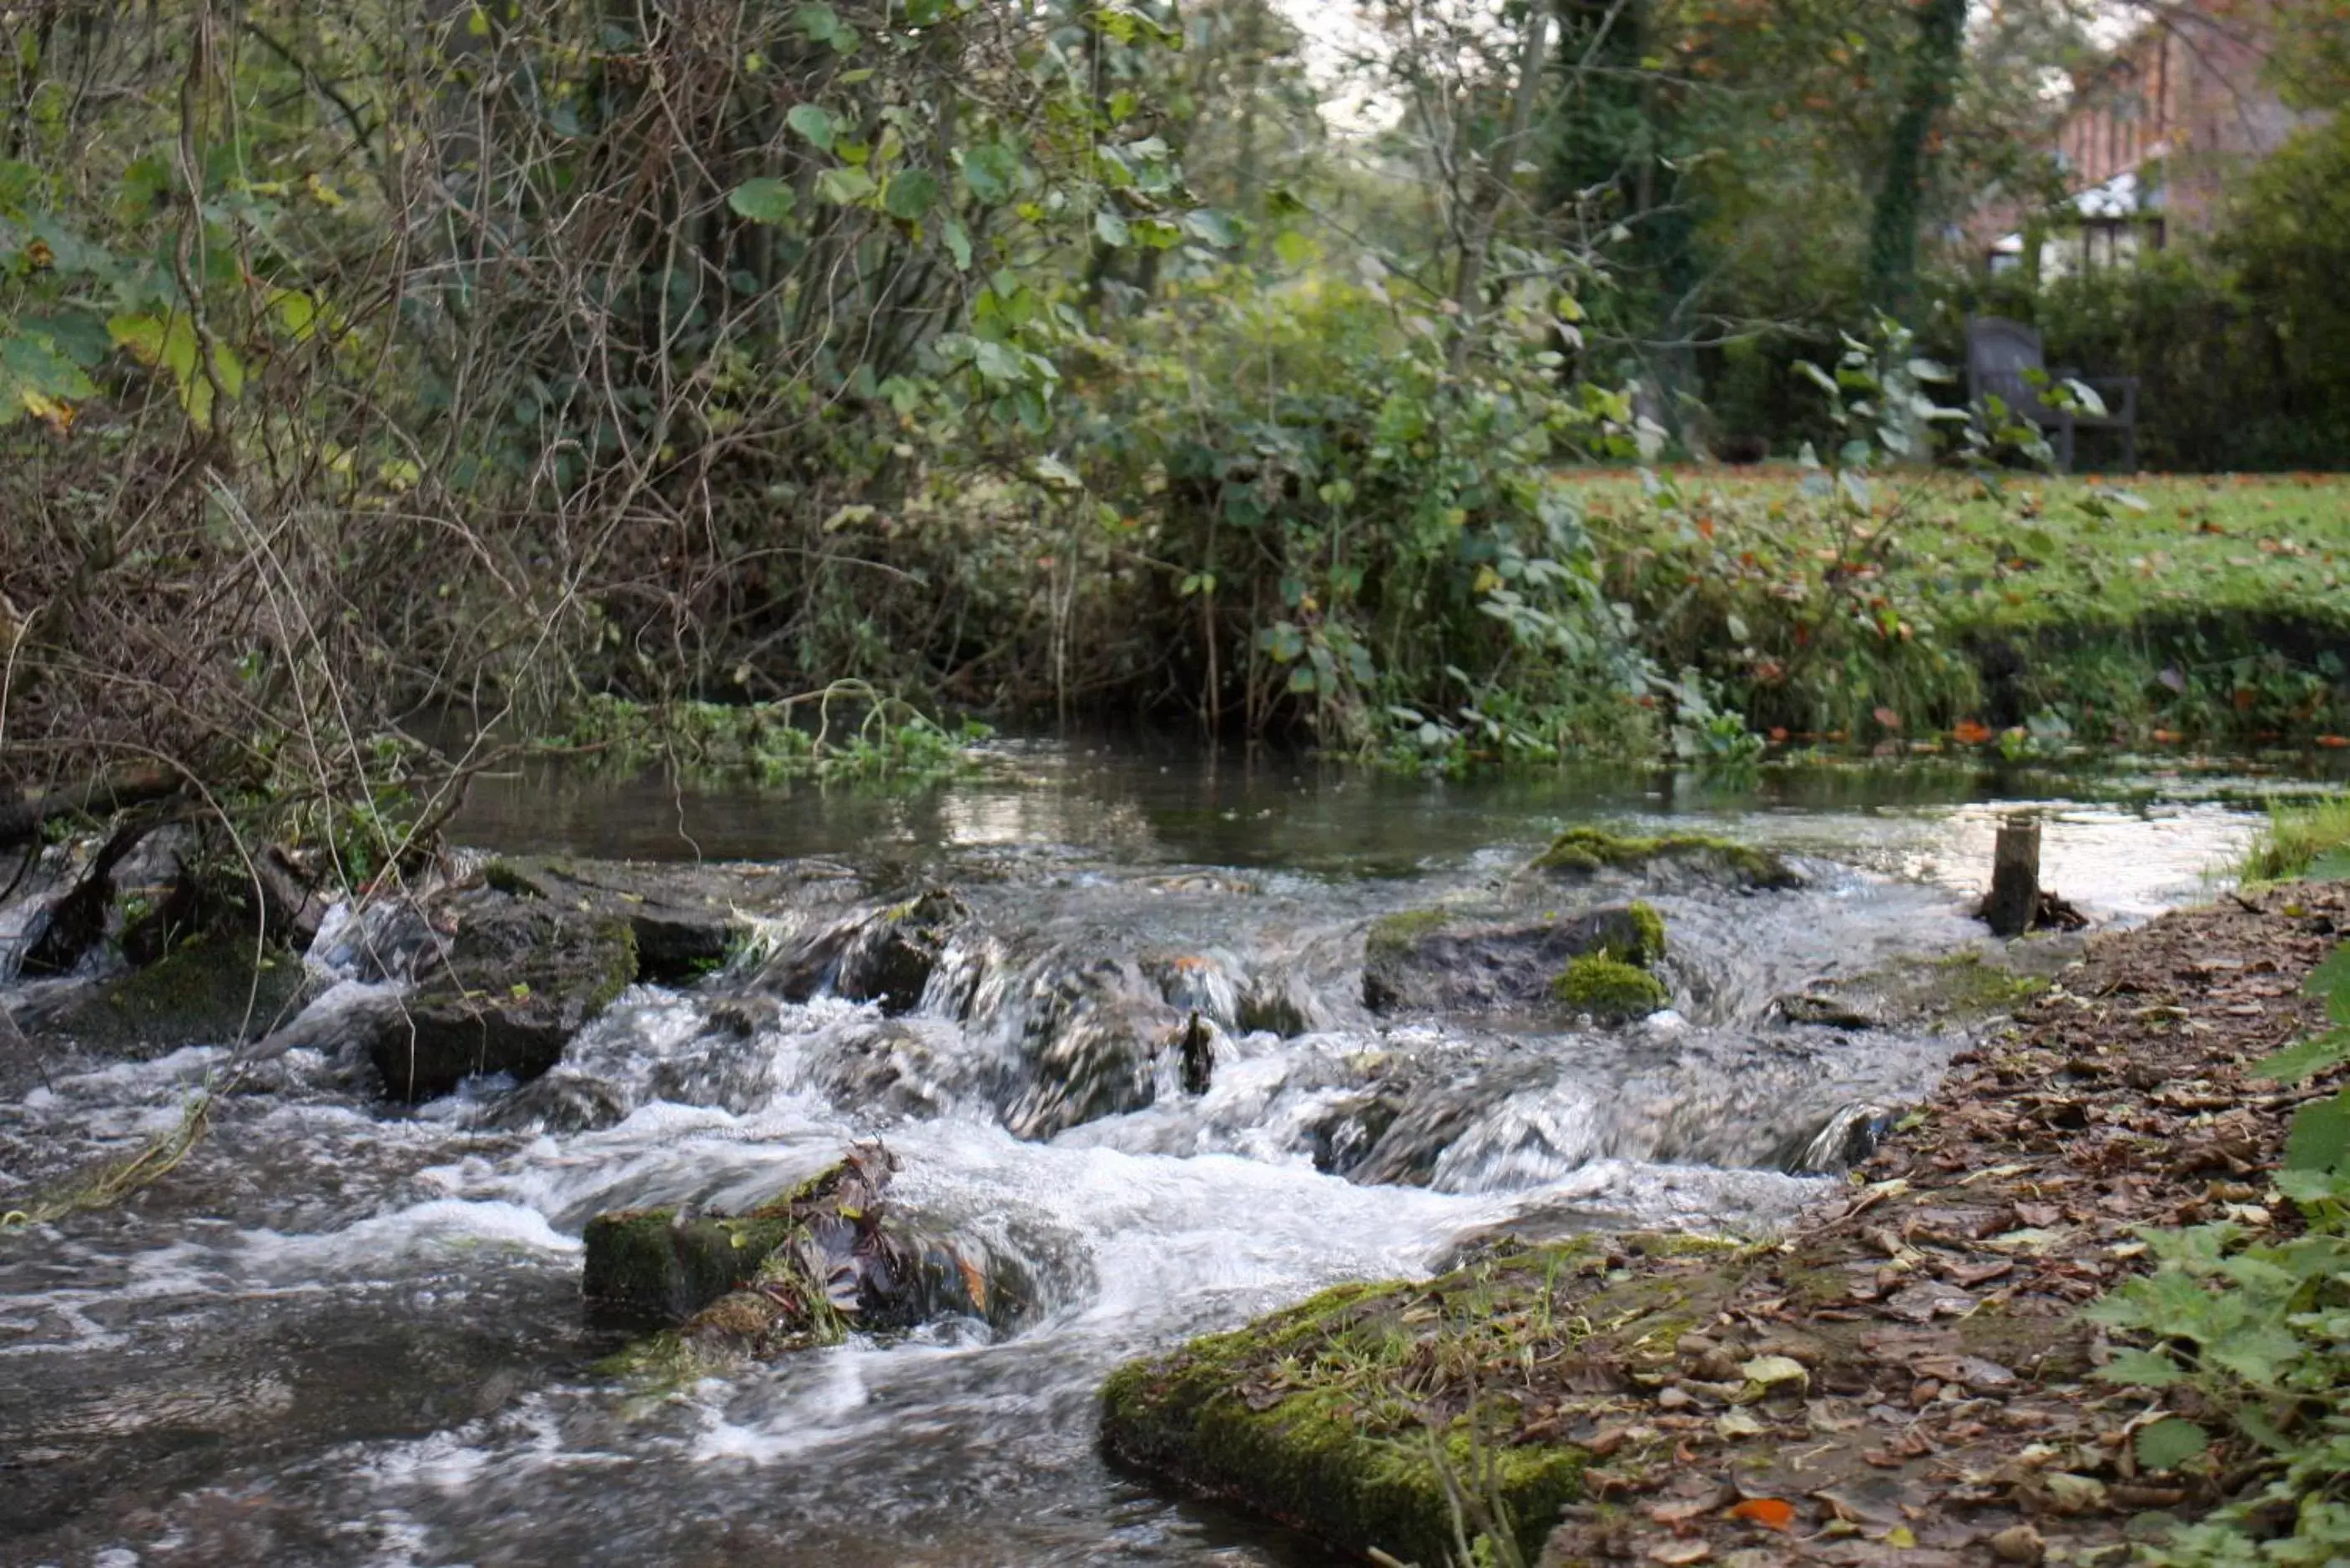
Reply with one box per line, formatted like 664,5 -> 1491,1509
2284,1090 -> 2350,1174
884,169 -> 939,221
961,143 -> 1021,205
815,167 -> 878,205
2250,1026 -> 2350,1085
2306,945 -> 2350,1012
786,103 -> 835,151
1180,208 -> 1238,247
2206,1323 -> 2304,1387
1272,229 -> 1317,269
728,178 -> 798,224
2135,1418 -> 2209,1472
795,3 -> 857,51
2090,1348 -> 2182,1388
1092,209 -> 1130,248
942,219 -> 972,270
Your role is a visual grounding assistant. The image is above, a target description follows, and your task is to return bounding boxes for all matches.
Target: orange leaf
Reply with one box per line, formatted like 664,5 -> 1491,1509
2317,735 -> 2350,749
1951,719 -> 1993,745
1727,1498 -> 1796,1531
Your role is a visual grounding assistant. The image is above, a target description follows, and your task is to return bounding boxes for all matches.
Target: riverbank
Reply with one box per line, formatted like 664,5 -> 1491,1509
1101,878 -> 2349,1565
1591,471 -> 2350,753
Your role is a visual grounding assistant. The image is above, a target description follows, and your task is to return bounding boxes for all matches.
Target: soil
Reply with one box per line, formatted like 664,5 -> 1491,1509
1535,880 -> 2349,1568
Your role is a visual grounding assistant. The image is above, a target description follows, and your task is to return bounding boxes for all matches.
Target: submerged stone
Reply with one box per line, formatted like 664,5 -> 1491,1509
475,855 -> 838,981
759,888 -> 967,1015
1531,825 -> 1799,890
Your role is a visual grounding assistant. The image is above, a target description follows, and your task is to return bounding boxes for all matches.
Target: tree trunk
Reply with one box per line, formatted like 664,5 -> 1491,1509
1865,0 -> 1968,319
1449,10 -> 1551,373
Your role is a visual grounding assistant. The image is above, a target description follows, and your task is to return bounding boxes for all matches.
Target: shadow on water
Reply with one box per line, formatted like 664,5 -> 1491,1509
0,740 -> 2313,1565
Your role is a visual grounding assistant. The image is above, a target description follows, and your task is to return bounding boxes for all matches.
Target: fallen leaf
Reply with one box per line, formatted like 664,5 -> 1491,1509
1717,1407 -> 1767,1439
1727,1497 -> 1796,1532
2037,1471 -> 2109,1514
1739,1355 -> 1811,1394
1648,1543 -> 1712,1565
1989,1524 -> 2045,1563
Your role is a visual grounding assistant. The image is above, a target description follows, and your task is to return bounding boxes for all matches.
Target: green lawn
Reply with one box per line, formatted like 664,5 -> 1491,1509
1572,470 -> 2350,746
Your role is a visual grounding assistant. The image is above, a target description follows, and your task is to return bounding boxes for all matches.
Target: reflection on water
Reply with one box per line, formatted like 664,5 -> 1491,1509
0,743 -> 2300,1566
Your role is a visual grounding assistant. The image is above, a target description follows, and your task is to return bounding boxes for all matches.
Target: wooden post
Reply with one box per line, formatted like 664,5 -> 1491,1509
1984,817 -> 2041,937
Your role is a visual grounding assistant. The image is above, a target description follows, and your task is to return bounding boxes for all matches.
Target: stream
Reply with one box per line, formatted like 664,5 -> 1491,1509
0,748 -> 2295,1567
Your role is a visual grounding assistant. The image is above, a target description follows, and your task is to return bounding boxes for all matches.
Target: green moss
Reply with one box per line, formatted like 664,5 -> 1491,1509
1102,1271 -> 1585,1565
1533,826 -> 1795,888
1551,953 -> 1669,1021
588,920 -> 640,1012
1364,907 -> 1450,959
40,936 -> 307,1056
1921,950 -> 2048,1016
482,859 -> 542,898
1616,900 -> 1667,966
580,1206 -> 801,1326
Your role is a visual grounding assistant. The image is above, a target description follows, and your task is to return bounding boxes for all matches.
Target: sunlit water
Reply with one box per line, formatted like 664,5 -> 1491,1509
0,747 -> 2287,1566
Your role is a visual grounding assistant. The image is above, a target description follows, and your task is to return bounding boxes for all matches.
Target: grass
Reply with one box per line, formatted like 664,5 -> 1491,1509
1584,471 -> 2350,631
2239,795 -> 2350,882
1577,469 -> 2350,749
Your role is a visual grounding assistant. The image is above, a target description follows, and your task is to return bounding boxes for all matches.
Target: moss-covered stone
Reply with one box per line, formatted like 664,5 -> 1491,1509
581,1207 -> 802,1327
1364,907 -> 1452,960
1102,1271 -> 1586,1566
1532,826 -> 1798,890
371,894 -> 638,1101
1364,905 -> 1668,1016
1100,1235 -> 1779,1565
1616,900 -> 1667,966
1550,953 -> 1669,1022
16,935 -> 309,1057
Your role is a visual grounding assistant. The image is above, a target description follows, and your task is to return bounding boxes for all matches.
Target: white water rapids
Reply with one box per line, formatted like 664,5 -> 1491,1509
0,757 -> 2270,1567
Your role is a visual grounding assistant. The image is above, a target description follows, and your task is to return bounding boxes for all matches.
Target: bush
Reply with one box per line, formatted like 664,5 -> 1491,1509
1061,271 -> 1660,761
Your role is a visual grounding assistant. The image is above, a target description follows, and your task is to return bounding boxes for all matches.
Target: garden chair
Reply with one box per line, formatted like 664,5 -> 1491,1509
1964,316 -> 2137,472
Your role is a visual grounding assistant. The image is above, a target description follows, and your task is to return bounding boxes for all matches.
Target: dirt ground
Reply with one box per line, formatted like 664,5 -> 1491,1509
1533,880 -> 2347,1568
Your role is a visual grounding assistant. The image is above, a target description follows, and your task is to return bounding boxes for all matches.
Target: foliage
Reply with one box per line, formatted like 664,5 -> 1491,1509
1593,465 -> 2350,749
2242,800 -> 2350,886
2085,945 -> 2350,1568
550,687 -> 991,784
1064,267 -> 1657,762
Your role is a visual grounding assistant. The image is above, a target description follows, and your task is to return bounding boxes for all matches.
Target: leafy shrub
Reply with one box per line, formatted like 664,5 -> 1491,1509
1063,270 -> 1658,762
2087,945 -> 2350,1567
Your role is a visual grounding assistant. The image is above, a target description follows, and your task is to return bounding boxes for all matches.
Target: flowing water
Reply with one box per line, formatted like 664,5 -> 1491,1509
0,748 -> 2295,1567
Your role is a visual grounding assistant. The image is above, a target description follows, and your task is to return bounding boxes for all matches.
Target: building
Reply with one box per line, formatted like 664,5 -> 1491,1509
1984,0 -> 2317,281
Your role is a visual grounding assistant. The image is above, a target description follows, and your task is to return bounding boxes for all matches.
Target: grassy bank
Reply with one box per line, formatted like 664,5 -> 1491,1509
1588,471 -> 2350,753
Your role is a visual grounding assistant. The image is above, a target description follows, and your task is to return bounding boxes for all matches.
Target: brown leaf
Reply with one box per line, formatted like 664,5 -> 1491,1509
1727,1497 -> 1796,1531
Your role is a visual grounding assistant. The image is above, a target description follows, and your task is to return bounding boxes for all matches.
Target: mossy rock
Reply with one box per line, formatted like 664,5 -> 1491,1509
1102,1235 -> 1766,1564
582,1147 -> 1029,1349
1551,953 -> 1669,1023
13,935 -> 309,1058
1531,826 -> 1798,890
582,1207 -> 803,1328
1364,904 -> 1667,1016
469,855 -> 830,982
371,893 -> 639,1101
